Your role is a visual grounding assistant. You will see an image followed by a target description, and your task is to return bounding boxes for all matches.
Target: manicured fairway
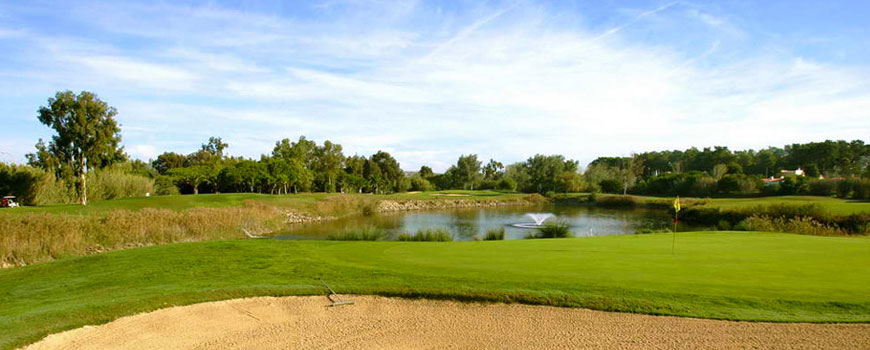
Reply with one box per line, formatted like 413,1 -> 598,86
1,232 -> 868,349
701,196 -> 870,215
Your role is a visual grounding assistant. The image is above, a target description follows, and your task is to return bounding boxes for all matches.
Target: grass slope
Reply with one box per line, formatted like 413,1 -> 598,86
701,196 -> 870,215
2,232 -> 869,349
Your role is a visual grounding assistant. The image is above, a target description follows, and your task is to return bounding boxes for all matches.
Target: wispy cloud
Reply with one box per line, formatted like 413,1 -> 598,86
1,0 -> 868,170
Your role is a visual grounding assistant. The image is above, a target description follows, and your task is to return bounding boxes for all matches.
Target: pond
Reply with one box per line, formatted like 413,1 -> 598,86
275,205 -> 693,240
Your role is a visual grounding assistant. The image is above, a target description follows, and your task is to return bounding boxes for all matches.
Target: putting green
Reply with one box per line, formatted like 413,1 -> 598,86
1,232 -> 869,349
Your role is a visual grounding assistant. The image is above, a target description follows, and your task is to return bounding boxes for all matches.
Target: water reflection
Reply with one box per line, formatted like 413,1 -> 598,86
274,205 -> 686,241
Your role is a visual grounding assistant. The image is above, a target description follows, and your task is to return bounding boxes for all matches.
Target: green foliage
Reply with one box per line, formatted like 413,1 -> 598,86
736,216 -> 847,236
30,91 -> 126,205
327,226 -> 388,241
0,163 -> 43,205
528,220 -> 572,238
808,179 -> 838,196
496,177 -> 517,191
31,173 -> 75,205
409,176 -> 433,192
397,228 -> 454,241
598,179 -> 621,193
484,227 -> 505,240
168,165 -> 217,195
779,176 -> 810,195
835,178 -> 870,199
153,176 -> 180,196
85,167 -> 154,201
151,152 -> 186,175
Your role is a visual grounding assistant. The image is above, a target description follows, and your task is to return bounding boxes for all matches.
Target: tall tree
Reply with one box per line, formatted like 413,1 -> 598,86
454,154 -> 483,190
32,91 -> 125,205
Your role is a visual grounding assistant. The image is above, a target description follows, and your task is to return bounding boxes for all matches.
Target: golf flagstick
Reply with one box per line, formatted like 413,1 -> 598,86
672,196 -> 680,254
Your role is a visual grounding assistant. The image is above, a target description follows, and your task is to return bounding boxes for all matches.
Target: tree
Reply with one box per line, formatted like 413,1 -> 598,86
31,91 -> 125,205
418,165 -> 434,179
483,159 -> 504,181
313,140 -> 345,192
168,165 -> 214,195
152,152 -> 187,175
201,137 -> 229,158
454,154 -> 483,190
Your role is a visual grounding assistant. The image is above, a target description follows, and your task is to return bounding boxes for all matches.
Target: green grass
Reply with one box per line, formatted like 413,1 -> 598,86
701,196 -> 870,216
560,193 -> 870,216
2,232 -> 869,349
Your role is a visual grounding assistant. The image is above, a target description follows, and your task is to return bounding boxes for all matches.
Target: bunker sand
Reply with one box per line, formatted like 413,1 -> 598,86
23,296 -> 870,349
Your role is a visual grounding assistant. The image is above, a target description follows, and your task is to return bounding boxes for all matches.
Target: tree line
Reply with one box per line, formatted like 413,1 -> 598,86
3,91 -> 870,205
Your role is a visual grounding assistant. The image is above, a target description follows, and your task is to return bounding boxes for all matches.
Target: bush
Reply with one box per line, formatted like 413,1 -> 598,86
32,173 -> 76,205
598,179 -> 621,194
154,175 -> 181,196
808,179 -> 838,197
497,178 -> 517,191
594,195 -> 640,207
397,228 -> 453,241
87,168 -> 154,201
484,227 -> 505,240
736,215 -> 846,236
327,226 -> 388,241
835,178 -> 870,199
409,176 -> 432,192
528,220 -> 572,239
0,163 -> 44,205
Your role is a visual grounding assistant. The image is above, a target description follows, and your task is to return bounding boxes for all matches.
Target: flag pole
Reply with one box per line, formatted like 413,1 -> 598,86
672,196 -> 680,254
672,212 -> 677,254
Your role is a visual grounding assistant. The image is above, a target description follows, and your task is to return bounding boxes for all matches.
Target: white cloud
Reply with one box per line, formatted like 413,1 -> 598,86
127,144 -> 159,160
1,1 -> 868,171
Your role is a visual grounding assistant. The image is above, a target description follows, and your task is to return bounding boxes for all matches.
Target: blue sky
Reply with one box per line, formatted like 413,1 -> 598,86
1,0 -> 869,171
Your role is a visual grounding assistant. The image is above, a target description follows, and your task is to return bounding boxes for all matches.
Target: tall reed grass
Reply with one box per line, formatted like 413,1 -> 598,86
485,227 -> 505,240
0,201 -> 284,267
527,221 -> 573,239
397,228 -> 454,241
327,226 -> 388,241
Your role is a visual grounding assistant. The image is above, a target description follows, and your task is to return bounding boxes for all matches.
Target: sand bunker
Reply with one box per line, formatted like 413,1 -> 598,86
23,296 -> 870,349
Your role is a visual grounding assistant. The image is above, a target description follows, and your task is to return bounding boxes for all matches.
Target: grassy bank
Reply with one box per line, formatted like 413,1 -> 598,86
0,191 -> 537,266
572,193 -> 870,215
2,232 -> 869,349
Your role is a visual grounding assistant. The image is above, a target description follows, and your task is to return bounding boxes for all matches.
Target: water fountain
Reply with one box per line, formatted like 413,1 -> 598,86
512,213 -> 555,228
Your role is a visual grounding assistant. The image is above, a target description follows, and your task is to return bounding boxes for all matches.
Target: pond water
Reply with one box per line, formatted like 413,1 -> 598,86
274,205 -> 692,241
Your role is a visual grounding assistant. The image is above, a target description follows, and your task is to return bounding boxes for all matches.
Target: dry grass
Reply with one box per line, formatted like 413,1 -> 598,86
0,201 -> 285,267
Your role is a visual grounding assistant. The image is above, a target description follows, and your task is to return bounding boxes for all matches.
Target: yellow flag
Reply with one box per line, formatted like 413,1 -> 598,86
673,196 -> 681,213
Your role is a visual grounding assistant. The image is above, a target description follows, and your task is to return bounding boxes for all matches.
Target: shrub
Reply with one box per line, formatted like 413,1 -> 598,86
528,220 -> 572,239
736,215 -> 846,236
87,168 -> 154,201
32,173 -> 75,205
497,178 -> 517,191
594,195 -> 640,207
154,175 -> 180,196
808,179 -> 838,197
484,227 -> 505,240
327,226 -> 388,241
598,179 -> 621,194
0,163 -> 43,205
409,176 -> 433,192
397,228 -> 453,241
